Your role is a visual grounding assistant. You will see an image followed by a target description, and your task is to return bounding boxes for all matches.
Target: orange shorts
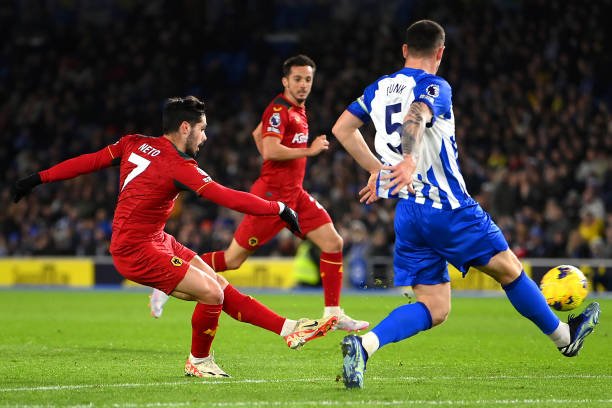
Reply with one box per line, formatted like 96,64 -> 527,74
111,232 -> 196,294
234,180 -> 332,250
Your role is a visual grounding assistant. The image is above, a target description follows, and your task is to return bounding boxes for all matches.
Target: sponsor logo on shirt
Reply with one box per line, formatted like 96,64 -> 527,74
292,133 -> 309,143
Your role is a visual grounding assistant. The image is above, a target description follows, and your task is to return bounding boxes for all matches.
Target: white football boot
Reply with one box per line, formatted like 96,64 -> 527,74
283,315 -> 338,349
326,308 -> 369,332
149,289 -> 169,319
184,354 -> 230,378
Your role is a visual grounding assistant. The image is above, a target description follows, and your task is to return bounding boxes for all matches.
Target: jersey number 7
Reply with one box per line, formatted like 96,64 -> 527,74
122,152 -> 151,191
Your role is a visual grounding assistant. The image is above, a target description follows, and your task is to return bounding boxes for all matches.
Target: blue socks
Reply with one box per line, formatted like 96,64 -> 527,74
370,271 -> 559,350
503,271 -> 560,334
372,302 -> 433,347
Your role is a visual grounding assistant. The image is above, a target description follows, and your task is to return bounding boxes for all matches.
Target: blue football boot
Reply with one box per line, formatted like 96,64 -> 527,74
558,302 -> 600,357
341,334 -> 367,389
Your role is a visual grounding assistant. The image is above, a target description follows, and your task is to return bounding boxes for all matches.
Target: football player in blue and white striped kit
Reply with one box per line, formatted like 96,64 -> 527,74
332,19 -> 600,389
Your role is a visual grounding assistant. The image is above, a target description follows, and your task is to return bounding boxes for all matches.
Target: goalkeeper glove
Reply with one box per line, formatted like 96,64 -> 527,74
12,173 -> 42,203
278,202 -> 302,235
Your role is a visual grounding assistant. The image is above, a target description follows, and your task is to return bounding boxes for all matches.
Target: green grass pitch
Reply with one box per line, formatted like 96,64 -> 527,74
1,290 -> 610,407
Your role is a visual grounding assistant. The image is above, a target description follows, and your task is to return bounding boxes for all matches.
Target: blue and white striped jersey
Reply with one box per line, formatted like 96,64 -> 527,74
347,67 -> 471,210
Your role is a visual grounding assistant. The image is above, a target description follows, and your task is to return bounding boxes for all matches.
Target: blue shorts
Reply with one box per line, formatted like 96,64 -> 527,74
393,198 -> 508,286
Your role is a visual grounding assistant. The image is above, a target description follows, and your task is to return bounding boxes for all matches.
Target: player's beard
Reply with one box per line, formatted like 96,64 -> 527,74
289,88 -> 309,105
185,129 -> 202,158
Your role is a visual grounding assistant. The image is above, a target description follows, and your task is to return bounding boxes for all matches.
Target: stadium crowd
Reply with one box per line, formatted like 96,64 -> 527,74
1,1 -> 610,270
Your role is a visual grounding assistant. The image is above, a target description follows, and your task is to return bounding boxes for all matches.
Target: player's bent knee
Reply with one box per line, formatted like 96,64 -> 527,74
480,249 -> 523,286
431,308 -> 450,326
420,298 -> 450,327
198,288 -> 224,305
333,234 -> 344,251
215,273 -> 229,287
491,266 -> 521,286
320,234 -> 343,253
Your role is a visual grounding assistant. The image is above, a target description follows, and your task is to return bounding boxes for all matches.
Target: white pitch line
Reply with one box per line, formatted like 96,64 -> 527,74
3,399 -> 612,408
0,378 -> 323,393
371,374 -> 612,381
1,374 -> 610,393
200,400 -> 612,407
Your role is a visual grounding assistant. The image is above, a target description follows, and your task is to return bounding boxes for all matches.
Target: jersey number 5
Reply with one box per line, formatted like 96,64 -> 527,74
385,103 -> 403,154
122,152 -> 151,191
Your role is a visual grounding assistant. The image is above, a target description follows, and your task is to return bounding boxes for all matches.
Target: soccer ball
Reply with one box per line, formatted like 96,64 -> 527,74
539,265 -> 588,311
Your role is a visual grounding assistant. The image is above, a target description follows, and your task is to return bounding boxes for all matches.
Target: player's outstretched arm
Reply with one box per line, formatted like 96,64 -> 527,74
197,181 -> 301,234
11,173 -> 42,203
12,146 -> 117,203
278,202 -> 301,235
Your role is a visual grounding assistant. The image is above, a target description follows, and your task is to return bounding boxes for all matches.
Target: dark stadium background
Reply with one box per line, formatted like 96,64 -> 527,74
1,0 -> 610,289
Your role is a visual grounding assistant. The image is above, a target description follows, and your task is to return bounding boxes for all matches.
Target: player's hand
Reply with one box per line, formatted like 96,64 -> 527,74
359,172 -> 381,204
11,173 -> 42,203
382,156 -> 417,195
278,202 -> 302,235
307,135 -> 329,157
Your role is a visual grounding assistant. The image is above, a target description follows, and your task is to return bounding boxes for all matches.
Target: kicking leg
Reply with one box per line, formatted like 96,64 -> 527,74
480,249 -> 600,356
190,255 -> 337,349
148,252 -> 226,318
480,250 -> 564,337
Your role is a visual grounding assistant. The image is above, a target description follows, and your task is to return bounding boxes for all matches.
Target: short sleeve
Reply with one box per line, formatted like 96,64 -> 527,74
261,105 -> 288,139
413,76 -> 452,126
347,95 -> 370,123
346,80 -> 380,124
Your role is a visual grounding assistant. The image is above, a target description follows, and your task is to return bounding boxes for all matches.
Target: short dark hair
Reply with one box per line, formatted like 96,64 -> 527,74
405,20 -> 445,56
282,54 -> 316,77
162,95 -> 206,133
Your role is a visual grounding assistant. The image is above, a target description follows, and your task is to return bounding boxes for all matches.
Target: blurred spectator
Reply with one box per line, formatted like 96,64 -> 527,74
1,0 -> 610,261
580,184 -> 606,222
578,211 -> 605,244
566,229 -> 591,258
601,221 -> 612,258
